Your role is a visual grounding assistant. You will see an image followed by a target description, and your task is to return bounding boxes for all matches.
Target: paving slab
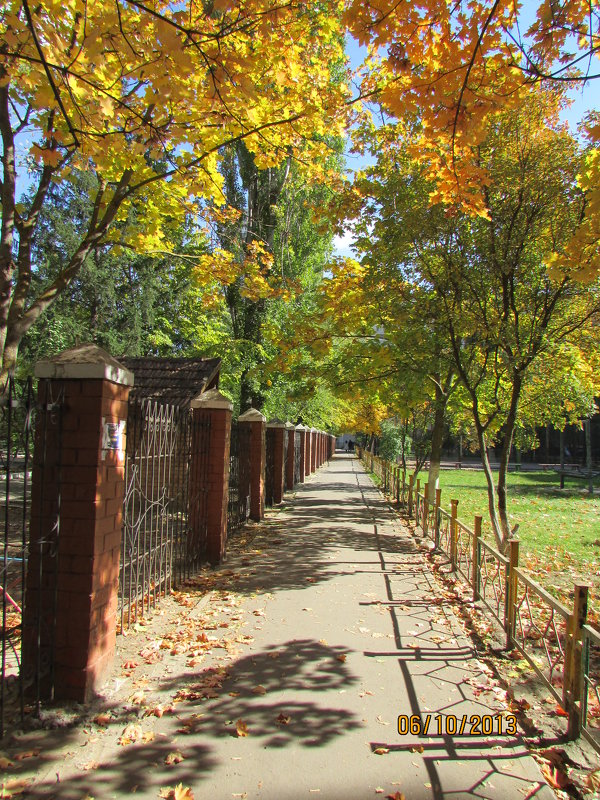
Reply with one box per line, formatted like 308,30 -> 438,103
5,455 -> 555,800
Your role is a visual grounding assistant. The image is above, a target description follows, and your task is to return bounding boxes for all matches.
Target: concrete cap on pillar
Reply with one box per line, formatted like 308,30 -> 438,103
238,408 -> 266,422
310,427 -> 318,433
296,424 -> 308,431
190,388 -> 233,411
285,421 -> 295,430
35,343 -> 134,386
266,419 -> 287,428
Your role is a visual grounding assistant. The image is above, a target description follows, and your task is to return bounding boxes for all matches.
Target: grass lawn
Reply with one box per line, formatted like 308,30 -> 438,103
435,468 -> 600,619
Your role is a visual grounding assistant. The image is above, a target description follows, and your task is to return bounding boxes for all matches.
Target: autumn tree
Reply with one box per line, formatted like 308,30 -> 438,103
348,90 -> 600,550
344,0 -> 600,278
0,0 -> 350,382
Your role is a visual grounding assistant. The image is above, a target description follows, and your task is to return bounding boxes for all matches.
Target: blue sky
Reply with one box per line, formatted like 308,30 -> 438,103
333,23 -> 600,259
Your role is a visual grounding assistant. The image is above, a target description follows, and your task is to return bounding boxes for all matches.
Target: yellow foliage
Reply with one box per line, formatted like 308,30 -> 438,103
2,0 -> 350,252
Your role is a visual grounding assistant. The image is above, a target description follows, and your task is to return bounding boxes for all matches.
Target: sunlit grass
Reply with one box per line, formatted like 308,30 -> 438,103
435,468 -> 600,617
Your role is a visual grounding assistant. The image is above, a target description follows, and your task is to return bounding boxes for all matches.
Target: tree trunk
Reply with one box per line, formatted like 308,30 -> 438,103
427,382 -> 446,503
496,373 -> 522,547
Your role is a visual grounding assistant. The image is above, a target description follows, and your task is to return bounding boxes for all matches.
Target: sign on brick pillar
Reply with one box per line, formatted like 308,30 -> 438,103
23,345 -> 133,702
238,408 -> 266,521
297,425 -> 308,483
285,422 -> 295,491
266,421 -> 286,504
310,428 -> 318,473
190,389 -> 232,564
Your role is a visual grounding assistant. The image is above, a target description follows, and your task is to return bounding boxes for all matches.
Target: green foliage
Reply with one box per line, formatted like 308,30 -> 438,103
378,419 -> 409,462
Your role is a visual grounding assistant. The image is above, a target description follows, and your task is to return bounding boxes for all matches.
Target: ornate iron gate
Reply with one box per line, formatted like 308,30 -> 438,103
265,428 -> 276,506
228,422 -> 251,534
1,377 -> 63,736
119,398 -> 210,631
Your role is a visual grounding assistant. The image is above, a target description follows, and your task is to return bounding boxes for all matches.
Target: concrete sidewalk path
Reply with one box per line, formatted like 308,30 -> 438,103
15,454 -> 554,800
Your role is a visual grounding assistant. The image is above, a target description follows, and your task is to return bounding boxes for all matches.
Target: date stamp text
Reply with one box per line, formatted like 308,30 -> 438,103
397,714 -> 517,737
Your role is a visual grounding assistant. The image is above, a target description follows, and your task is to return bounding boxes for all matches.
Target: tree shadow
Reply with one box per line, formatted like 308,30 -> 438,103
13,638 -> 361,797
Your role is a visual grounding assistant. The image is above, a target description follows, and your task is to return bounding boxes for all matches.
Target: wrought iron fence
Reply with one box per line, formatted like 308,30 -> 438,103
510,569 -> 570,705
294,431 -> 302,485
581,624 -> 600,749
228,422 -> 251,534
455,519 -> 474,585
119,397 -> 210,631
1,377 -> 64,736
476,538 -> 509,630
265,428 -> 275,506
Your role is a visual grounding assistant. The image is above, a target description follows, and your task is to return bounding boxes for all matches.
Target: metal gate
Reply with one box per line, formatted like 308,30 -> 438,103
228,422 -> 251,534
1,377 -> 63,736
119,398 -> 210,630
265,428 -> 276,506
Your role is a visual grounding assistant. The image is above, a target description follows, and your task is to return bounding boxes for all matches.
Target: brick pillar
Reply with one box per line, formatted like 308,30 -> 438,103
285,423 -> 296,491
23,345 -> 133,702
190,389 -> 232,563
310,429 -> 318,473
331,435 -> 336,458
304,426 -> 312,478
267,421 -> 286,504
297,425 -> 308,483
238,408 -> 266,521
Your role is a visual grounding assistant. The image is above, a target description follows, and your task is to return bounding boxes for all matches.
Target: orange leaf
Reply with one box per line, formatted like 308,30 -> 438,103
165,751 -> 185,766
373,747 -> 389,755
336,654 -> 347,663
540,764 -> 570,790
276,713 -> 291,725
14,750 -> 39,761
235,719 -> 249,737
554,704 -> 569,718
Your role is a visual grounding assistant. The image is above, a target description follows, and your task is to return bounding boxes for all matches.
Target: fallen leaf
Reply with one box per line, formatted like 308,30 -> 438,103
410,744 -> 424,753
554,705 -> 569,718
82,762 -> 99,771
165,751 -> 185,766
235,719 -> 249,738
0,779 -> 30,797
251,685 -> 267,695
176,714 -> 204,734
373,747 -> 389,755
276,713 -> 291,725
118,724 -> 142,746
159,786 -> 195,800
585,769 -> 600,791
0,757 -> 13,769
142,731 -> 155,744
13,750 -> 39,761
540,764 -> 571,790
92,713 -> 111,727
386,793 -> 405,800
336,654 -> 347,663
